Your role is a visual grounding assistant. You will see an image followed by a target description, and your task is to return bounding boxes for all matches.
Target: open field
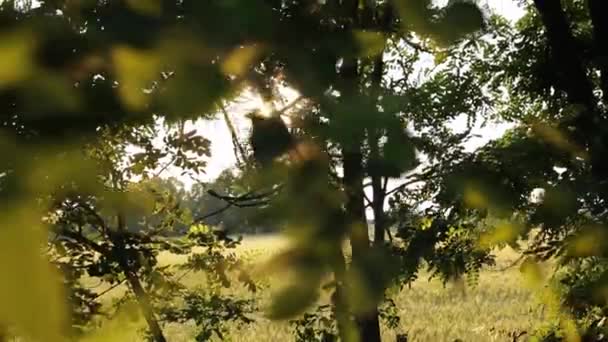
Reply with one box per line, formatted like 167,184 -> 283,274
85,235 -> 549,342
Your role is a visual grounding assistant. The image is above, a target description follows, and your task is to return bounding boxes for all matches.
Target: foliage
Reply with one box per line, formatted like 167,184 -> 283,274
427,0 -> 608,340
290,296 -> 401,342
3,0 -> 595,341
13,113 -> 255,341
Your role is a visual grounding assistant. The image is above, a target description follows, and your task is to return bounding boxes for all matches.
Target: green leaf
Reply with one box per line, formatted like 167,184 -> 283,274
346,247 -> 399,315
267,283 -> 320,320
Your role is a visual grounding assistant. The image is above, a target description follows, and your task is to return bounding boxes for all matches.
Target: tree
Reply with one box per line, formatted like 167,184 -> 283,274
236,2 -> 491,341
423,0 -> 608,339
45,122 -> 257,341
0,1 -> 259,338
0,0 -> 494,341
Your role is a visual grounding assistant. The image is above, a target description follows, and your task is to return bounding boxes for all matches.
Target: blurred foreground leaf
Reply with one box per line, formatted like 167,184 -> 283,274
0,206 -> 67,342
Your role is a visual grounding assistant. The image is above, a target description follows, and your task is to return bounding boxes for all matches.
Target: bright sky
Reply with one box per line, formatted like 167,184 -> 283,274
169,0 -> 525,188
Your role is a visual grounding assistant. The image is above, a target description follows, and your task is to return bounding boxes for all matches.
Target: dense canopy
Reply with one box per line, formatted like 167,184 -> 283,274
1,0 -> 608,341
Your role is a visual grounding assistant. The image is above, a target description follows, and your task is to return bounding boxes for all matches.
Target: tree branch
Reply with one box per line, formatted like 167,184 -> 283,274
219,102 -> 248,166
91,279 -> 127,301
75,200 -> 108,233
194,186 -> 282,222
194,203 -> 233,223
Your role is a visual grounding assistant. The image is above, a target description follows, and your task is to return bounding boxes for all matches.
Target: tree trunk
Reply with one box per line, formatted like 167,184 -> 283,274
343,148 -> 382,342
330,248 -> 355,342
114,214 -> 167,342
369,53 -> 387,247
124,270 -> 167,342
334,1 -> 382,340
533,0 -> 596,110
371,168 -> 386,246
588,0 -> 608,104
368,127 -> 387,246
533,0 -> 608,178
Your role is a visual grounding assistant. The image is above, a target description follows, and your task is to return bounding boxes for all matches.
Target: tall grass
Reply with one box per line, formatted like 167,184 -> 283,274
86,236 -> 547,341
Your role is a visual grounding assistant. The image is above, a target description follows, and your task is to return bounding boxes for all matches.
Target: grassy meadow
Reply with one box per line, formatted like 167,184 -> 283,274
83,235 -> 549,342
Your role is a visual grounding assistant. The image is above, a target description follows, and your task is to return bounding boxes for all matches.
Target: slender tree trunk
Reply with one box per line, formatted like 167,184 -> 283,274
368,125 -> 387,246
330,248 -> 355,342
333,1 -> 383,340
114,214 -> 167,342
343,149 -> 382,342
369,52 -> 387,247
370,161 -> 386,246
123,270 -> 167,342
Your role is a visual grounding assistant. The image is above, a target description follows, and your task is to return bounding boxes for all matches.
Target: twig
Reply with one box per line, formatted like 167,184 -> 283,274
492,255 -> 525,272
153,155 -> 178,178
194,203 -> 233,223
382,176 -> 389,194
194,186 -> 282,222
274,95 -> 304,117
385,226 -> 394,243
402,37 -> 433,53
175,269 -> 193,282
363,192 -> 373,208
207,185 -> 283,203
382,167 -> 441,199
91,279 -> 127,301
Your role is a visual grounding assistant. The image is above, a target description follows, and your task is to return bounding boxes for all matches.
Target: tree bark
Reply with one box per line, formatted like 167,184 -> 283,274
330,248 -> 355,342
533,0 -> 596,110
343,149 -> 382,342
533,0 -> 608,178
369,51 -> 388,247
369,146 -> 387,246
123,270 -> 167,342
339,48 -> 382,342
587,0 -> 608,104
331,1 -> 384,340
114,214 -> 167,342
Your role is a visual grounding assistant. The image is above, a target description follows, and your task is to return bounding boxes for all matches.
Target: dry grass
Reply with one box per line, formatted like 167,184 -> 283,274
85,236 -> 548,341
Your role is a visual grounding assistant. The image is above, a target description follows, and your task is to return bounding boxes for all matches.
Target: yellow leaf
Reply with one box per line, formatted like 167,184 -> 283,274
112,46 -> 160,110
532,123 -> 588,160
353,30 -> 385,57
221,45 -> 261,77
519,258 -> 544,288
0,30 -> 35,87
567,226 -> 606,257
478,221 -> 522,248
267,283 -> 319,319
126,0 -> 161,16
463,184 -> 487,209
434,50 -> 448,65
394,0 -> 432,36
420,217 -> 433,230
81,301 -> 143,342
561,318 -> 581,342
0,205 -> 67,342
24,147 -> 100,195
